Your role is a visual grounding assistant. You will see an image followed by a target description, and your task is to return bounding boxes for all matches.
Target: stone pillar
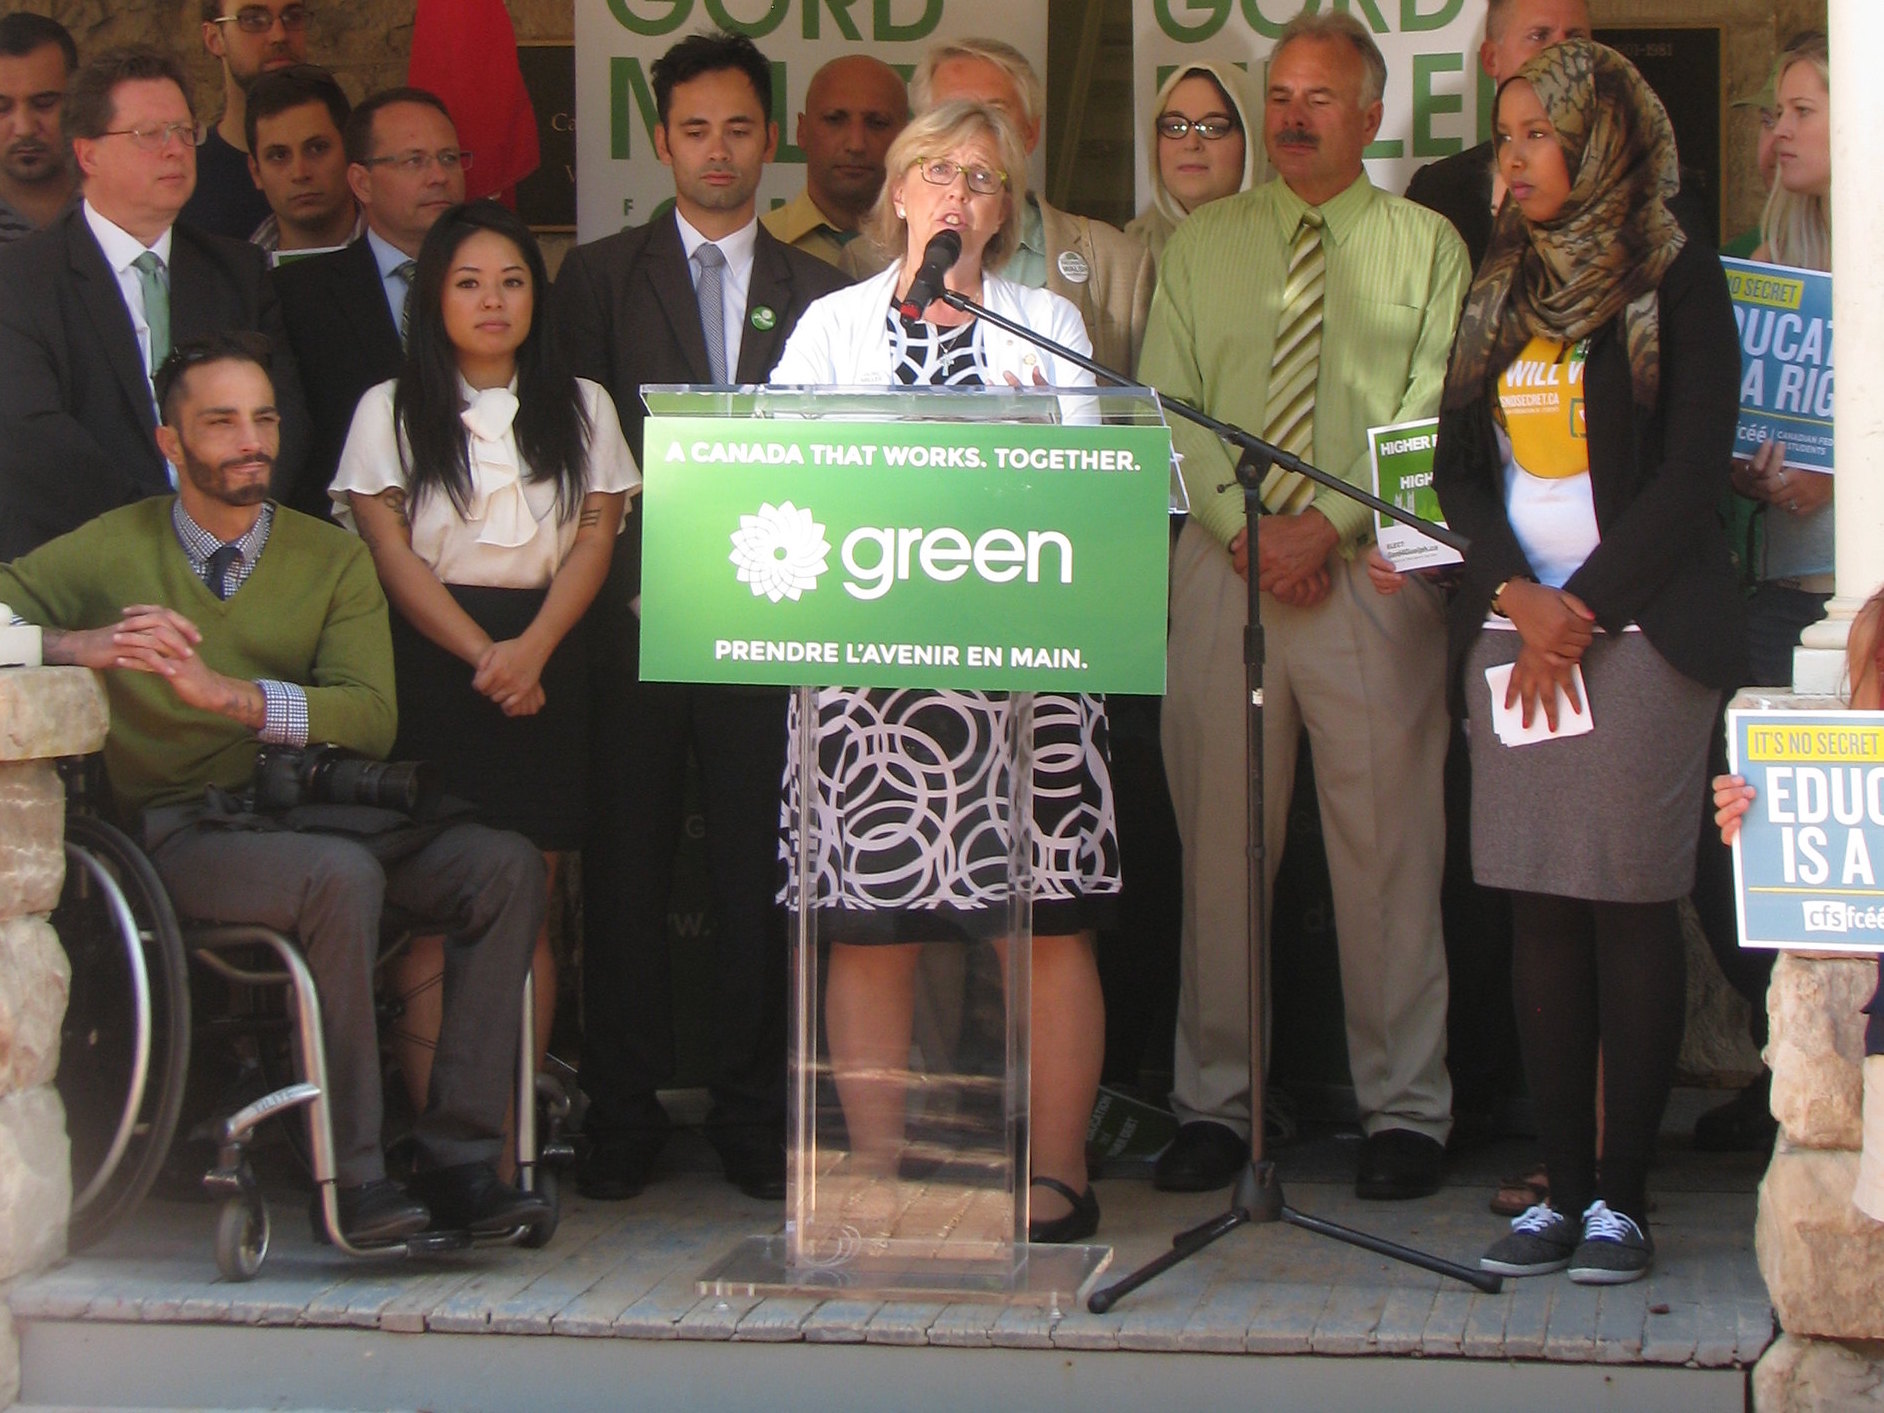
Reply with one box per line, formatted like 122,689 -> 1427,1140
0,668 -> 109,1406
1793,0 -> 1884,693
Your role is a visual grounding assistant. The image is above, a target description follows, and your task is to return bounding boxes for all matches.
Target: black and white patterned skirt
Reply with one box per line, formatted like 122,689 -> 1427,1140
780,688 -> 1121,941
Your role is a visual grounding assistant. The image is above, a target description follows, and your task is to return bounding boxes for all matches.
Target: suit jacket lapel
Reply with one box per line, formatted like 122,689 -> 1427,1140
645,213 -> 712,383
66,212 -> 158,442
334,239 -> 403,369
737,227 -> 797,382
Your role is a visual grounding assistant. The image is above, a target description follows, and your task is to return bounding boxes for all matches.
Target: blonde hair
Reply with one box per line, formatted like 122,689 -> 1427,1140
863,100 -> 1029,272
1759,38 -> 1830,272
911,36 -> 1043,131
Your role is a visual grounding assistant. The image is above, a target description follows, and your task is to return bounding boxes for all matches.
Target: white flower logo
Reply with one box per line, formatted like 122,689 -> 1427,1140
729,501 -> 830,603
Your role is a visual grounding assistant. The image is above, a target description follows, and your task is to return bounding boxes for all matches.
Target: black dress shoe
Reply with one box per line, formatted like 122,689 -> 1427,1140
409,1162 -> 553,1234
1355,1128 -> 1445,1200
1153,1121 -> 1247,1192
319,1178 -> 430,1244
1029,1176 -> 1100,1244
713,1133 -> 787,1201
576,1133 -> 662,1201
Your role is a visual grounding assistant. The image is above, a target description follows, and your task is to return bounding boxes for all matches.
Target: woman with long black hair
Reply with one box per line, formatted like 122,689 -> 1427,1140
332,200 -> 637,1095
1433,39 -> 1745,1285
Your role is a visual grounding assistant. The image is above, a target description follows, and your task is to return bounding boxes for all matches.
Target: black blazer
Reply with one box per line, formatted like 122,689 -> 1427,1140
550,211 -> 851,596
271,238 -> 405,521
0,208 -> 309,560
1432,238 -> 1748,701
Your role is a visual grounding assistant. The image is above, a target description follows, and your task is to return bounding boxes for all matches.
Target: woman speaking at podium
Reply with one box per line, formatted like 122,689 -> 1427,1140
1432,40 -> 1744,1285
769,100 -> 1116,1244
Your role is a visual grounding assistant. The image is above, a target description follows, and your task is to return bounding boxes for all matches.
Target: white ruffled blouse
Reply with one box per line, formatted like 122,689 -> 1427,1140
330,375 -> 640,589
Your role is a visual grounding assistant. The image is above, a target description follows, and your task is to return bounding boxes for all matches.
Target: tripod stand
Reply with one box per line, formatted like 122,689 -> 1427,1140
937,289 -> 1504,1309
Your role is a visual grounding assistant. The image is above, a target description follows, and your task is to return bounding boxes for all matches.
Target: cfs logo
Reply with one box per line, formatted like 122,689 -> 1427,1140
1803,900 -> 1851,933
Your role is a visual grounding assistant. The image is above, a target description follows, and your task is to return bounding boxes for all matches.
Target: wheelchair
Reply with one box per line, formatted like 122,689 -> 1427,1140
55,757 -> 574,1280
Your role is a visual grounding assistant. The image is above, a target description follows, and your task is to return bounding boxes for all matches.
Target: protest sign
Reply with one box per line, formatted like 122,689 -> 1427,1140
1722,256 -> 1834,474
1368,417 -> 1458,572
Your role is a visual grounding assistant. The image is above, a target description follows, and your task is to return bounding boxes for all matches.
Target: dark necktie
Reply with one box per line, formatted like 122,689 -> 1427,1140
394,258 -> 419,345
205,543 -> 242,600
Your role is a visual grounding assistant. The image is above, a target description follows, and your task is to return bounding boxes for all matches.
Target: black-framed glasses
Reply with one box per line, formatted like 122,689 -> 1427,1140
360,148 -> 473,174
914,157 -> 1006,196
212,4 -> 311,33
1156,114 -> 1239,141
101,121 -> 205,152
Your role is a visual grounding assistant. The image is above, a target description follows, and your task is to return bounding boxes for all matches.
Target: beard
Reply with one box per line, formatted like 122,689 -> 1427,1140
180,446 -> 274,507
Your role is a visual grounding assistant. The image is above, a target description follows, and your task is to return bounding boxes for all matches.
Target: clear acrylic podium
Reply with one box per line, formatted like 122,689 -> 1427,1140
643,386 -> 1173,1306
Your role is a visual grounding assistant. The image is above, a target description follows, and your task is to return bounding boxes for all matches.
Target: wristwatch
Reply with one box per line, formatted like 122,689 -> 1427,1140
1491,577 -> 1521,618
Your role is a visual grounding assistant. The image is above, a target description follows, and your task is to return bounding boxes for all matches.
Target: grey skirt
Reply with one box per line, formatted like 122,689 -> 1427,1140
1465,628 -> 1718,902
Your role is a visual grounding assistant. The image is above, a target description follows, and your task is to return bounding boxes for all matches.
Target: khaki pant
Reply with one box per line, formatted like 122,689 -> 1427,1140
1162,519 -> 1453,1142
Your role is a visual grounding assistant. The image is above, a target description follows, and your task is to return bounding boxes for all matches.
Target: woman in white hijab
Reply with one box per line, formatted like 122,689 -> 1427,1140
1124,60 -> 1267,266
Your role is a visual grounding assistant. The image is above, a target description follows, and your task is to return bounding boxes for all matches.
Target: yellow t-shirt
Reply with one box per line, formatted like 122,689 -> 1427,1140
1496,336 -> 1596,587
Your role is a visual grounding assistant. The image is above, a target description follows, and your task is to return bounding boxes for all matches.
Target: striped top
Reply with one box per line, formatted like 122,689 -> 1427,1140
1138,174 -> 1470,553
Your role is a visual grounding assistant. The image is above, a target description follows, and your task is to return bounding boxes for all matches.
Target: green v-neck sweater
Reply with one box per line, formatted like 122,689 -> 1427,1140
0,498 -> 396,818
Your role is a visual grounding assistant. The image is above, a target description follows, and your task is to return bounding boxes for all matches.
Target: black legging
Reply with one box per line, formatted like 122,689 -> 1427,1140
1510,892 -> 1687,1225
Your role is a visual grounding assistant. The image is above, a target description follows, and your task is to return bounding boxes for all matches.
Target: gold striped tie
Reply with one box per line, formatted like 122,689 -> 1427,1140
1260,209 -> 1324,515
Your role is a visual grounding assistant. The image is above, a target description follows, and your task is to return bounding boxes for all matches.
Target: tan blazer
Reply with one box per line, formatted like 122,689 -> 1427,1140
841,198 -> 1154,382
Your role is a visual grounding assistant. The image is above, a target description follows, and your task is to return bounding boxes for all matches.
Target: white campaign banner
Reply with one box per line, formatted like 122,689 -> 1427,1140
574,1 -> 1047,243
1132,0 -> 1493,208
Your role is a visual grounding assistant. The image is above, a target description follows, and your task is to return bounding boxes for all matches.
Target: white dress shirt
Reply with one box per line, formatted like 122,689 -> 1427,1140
674,210 -> 757,379
365,227 -> 418,334
83,200 -> 172,379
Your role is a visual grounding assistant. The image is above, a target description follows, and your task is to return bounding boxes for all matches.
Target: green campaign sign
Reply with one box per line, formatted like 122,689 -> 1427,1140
638,415 -> 1172,691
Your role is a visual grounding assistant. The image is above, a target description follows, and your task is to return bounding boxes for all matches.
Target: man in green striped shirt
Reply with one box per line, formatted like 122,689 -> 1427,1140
1138,11 -> 1471,1201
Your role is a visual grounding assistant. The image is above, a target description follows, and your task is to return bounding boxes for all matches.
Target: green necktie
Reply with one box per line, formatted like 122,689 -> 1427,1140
133,250 -> 170,369
1259,209 -> 1324,516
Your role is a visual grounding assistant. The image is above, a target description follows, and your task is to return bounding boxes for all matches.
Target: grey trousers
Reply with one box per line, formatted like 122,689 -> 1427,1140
1162,522 -> 1454,1143
153,818 -> 545,1186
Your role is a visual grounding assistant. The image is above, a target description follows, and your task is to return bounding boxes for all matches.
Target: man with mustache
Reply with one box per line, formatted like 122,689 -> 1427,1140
0,330 -> 552,1244
551,30 -> 847,1204
0,46 -> 307,560
761,54 -> 908,268
0,13 -> 77,243
1138,11 -> 1470,1200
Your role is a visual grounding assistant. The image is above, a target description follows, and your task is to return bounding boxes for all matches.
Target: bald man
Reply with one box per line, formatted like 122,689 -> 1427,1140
760,54 -> 907,267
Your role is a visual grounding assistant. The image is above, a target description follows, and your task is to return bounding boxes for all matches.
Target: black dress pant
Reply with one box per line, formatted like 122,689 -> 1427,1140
580,576 -> 788,1149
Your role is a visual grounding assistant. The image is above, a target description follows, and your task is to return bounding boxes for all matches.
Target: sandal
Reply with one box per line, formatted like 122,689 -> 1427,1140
1489,1163 -> 1549,1218
1029,1175 -> 1100,1244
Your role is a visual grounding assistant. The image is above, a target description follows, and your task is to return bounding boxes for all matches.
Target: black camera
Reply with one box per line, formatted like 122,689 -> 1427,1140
251,743 -> 436,815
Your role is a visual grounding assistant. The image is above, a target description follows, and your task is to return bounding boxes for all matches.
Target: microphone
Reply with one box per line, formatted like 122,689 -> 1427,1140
896,229 -> 962,325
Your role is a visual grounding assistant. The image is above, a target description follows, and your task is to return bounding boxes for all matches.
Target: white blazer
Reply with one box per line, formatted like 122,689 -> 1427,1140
769,264 -> 1097,388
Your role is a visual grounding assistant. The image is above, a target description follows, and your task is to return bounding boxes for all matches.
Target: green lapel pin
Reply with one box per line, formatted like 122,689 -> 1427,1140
750,305 -> 777,331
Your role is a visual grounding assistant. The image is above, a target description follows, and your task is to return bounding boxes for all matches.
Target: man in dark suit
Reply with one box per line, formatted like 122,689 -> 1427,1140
0,46 -> 307,561
1405,0 -> 1591,268
552,30 -> 849,1203
271,88 -> 465,519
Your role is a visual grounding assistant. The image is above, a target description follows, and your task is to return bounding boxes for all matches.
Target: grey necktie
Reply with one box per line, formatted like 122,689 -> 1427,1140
132,250 -> 170,368
694,242 -> 728,384
394,258 -> 418,345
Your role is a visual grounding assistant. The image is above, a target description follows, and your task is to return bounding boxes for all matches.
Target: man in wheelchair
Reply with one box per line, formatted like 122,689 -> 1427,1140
0,331 -> 552,1244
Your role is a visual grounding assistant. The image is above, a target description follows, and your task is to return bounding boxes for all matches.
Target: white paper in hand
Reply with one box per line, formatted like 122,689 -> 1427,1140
1485,662 -> 1593,746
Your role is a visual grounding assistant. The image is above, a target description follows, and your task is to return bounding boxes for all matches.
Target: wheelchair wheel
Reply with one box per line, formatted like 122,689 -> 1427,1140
520,1167 -> 559,1249
214,1194 -> 269,1281
57,814 -> 191,1250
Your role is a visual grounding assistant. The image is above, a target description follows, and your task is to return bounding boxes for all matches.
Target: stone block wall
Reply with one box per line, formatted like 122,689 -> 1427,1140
1757,951 -> 1884,1410
0,667 -> 109,1407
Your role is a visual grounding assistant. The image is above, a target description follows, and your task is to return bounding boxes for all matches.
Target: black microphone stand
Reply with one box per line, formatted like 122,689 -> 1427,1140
937,288 -> 1501,1310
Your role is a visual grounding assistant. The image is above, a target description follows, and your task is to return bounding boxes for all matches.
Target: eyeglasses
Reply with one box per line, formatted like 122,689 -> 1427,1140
360,148 -> 473,175
100,121 -> 205,152
913,157 -> 1006,196
1156,115 -> 1239,141
212,5 -> 311,34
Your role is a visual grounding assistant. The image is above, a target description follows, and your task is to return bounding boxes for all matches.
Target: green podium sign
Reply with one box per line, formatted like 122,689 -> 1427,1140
637,388 -> 1173,693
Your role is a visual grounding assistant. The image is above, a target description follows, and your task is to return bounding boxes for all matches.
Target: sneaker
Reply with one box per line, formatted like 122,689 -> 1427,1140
1567,1200 -> 1653,1285
1480,1203 -> 1577,1276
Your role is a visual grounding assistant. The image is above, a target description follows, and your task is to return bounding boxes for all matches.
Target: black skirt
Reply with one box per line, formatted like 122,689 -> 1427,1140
389,584 -> 588,851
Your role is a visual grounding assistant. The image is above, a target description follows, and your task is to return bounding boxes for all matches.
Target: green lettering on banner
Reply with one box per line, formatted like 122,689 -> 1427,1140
875,0 -> 943,42
1333,0 -> 1391,34
1155,0 -> 1231,42
806,0 -> 864,40
771,60 -> 803,164
1412,51 -> 1463,156
610,56 -> 659,161
704,0 -> 789,37
1364,135 -> 1404,158
1240,0 -> 1300,40
606,0 -> 693,36
1401,0 -> 1463,31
